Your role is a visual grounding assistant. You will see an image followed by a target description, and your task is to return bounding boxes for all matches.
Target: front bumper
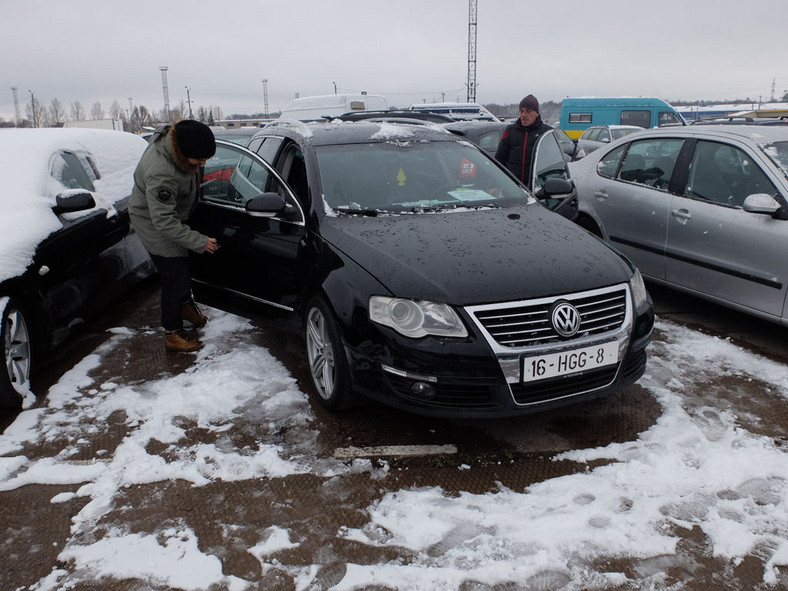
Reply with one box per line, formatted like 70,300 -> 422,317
346,283 -> 654,418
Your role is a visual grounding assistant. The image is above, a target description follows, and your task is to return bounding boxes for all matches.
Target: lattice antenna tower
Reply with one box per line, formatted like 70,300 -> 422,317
466,0 -> 478,103
11,87 -> 21,125
160,66 -> 171,122
262,79 -> 269,118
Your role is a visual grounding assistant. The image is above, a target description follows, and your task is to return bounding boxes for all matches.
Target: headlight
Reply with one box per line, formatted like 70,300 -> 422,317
630,268 -> 649,310
369,296 -> 468,338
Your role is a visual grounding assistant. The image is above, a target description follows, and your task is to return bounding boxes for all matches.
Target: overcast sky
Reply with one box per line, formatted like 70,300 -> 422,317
2,0 -> 786,120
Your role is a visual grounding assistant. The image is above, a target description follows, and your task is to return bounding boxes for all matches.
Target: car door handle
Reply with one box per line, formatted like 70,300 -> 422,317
671,208 -> 692,224
593,190 -> 608,201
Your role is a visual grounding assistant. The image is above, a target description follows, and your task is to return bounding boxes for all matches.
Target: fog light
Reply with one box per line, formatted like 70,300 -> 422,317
410,381 -> 436,399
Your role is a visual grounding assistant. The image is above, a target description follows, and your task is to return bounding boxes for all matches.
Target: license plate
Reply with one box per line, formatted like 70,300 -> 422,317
521,341 -> 619,383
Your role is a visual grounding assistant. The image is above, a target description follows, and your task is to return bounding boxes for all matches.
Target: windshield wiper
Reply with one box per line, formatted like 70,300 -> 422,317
335,207 -> 380,216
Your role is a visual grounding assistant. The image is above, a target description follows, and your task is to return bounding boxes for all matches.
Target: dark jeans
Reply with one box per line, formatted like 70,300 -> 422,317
149,255 -> 192,332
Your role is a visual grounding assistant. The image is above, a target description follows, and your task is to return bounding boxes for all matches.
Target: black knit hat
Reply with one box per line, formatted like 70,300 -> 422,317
519,94 -> 540,113
174,120 -> 216,159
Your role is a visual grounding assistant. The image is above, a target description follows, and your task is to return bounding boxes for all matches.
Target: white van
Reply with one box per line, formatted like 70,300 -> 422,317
279,94 -> 389,121
409,102 -> 500,122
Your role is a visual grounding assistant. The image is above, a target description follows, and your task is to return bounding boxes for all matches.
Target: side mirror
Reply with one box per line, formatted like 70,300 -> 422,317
743,193 -> 788,219
245,192 -> 286,217
53,191 -> 96,215
535,178 -> 573,198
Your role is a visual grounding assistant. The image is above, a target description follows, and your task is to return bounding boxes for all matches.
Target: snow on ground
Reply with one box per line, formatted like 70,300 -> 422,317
0,311 -> 787,590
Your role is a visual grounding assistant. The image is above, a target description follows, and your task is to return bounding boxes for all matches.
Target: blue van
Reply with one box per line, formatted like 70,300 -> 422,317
560,97 -> 686,139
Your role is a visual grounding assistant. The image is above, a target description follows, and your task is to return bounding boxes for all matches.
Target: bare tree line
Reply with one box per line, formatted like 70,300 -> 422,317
4,96 -> 223,131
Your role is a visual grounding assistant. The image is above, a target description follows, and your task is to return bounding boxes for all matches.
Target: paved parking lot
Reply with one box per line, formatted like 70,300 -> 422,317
1,280 -> 786,590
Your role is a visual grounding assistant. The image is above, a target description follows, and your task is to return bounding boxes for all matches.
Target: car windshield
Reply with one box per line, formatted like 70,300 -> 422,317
611,128 -> 641,140
762,141 -> 788,176
553,129 -> 573,147
315,140 -> 530,213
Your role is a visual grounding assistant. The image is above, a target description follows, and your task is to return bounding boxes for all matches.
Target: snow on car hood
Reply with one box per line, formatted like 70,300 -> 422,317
320,204 -> 633,305
0,128 -> 147,283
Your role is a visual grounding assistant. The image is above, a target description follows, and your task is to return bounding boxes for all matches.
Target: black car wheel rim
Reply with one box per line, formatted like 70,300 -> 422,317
306,307 -> 335,401
4,307 -> 31,395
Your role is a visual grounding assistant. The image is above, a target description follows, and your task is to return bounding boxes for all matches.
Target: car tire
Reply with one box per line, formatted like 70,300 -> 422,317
304,296 -> 356,411
1,297 -> 33,409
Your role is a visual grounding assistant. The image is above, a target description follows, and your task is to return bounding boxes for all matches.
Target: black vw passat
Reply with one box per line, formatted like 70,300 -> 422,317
189,120 -> 653,418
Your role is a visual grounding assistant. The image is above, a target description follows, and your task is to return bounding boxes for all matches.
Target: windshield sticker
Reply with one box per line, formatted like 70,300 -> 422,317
459,158 -> 477,178
449,188 -> 496,201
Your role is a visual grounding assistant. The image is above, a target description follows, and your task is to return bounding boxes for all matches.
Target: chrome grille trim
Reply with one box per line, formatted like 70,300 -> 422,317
464,283 -> 634,407
468,286 -> 628,348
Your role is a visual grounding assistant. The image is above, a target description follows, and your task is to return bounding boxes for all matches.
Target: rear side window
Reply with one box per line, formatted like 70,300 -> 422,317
619,139 -> 683,190
569,112 -> 592,123
620,110 -> 650,128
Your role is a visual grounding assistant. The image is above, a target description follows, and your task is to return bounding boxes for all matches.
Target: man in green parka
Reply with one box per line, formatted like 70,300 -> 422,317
129,120 -> 219,352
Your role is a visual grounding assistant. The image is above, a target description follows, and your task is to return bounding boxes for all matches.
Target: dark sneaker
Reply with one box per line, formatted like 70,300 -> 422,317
182,301 -> 208,327
165,329 -> 203,352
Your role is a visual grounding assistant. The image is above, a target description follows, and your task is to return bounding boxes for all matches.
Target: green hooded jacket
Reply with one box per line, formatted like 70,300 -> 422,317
128,126 -> 209,257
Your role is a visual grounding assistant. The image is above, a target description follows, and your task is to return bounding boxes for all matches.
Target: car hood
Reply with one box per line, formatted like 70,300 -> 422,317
319,205 -> 632,305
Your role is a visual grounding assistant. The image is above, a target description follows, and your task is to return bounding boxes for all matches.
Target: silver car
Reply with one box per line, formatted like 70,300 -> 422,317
576,125 -> 644,154
572,125 -> 788,326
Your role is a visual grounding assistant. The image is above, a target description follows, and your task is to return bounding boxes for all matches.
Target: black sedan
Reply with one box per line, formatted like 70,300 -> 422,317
1,129 -> 154,409
188,121 -> 653,418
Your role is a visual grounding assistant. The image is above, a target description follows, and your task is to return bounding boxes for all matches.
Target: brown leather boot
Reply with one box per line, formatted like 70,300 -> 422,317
182,300 -> 208,327
165,329 -> 203,352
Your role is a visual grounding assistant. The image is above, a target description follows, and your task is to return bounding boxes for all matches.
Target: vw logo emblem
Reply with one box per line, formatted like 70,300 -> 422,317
551,302 -> 581,337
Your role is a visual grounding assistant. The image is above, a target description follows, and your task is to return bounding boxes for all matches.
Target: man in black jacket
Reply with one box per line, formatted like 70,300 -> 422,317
495,94 -> 552,185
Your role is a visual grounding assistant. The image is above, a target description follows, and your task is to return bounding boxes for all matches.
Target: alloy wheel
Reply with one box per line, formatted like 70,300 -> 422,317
4,307 -> 31,395
306,306 -> 335,401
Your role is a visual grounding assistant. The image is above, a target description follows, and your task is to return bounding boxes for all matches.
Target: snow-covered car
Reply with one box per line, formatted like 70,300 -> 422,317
187,120 -> 654,418
576,125 -> 644,154
1,128 -> 154,409
572,125 -> 788,326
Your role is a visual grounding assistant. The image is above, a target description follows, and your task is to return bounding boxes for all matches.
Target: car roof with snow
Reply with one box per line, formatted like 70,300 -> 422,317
253,119 -> 458,147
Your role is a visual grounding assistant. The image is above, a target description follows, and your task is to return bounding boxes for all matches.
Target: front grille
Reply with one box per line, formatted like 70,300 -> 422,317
470,287 -> 628,347
510,365 -> 619,405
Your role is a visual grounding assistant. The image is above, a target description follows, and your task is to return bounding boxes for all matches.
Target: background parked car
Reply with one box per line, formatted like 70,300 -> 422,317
186,120 -> 653,418
210,125 -> 264,146
0,128 -> 154,409
444,120 -> 585,162
444,121 -> 579,219
690,117 -> 788,126
334,110 -> 455,124
577,125 -> 644,154
572,125 -> 788,326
